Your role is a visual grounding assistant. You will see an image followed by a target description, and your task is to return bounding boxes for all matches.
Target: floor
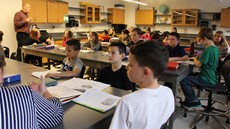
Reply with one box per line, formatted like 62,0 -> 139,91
173,88 -> 230,129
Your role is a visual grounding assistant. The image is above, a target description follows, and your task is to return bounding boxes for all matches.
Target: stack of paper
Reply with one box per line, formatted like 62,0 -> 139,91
72,90 -> 121,112
32,70 -> 59,78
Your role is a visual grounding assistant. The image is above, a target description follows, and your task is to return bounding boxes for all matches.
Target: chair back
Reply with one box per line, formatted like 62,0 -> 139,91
3,46 -> 9,58
78,65 -> 86,78
221,59 -> 230,92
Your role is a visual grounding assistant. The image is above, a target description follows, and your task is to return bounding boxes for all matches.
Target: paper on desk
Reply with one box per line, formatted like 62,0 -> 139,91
80,50 -> 94,53
57,78 -> 110,92
32,70 -> 59,78
48,86 -> 82,99
72,90 -> 121,112
177,60 -> 194,66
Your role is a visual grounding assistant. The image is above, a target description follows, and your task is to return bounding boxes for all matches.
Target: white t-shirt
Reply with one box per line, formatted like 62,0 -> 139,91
62,57 -> 84,77
109,85 -> 175,129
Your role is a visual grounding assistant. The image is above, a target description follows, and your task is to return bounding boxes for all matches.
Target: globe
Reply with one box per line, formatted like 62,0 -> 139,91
159,4 -> 168,14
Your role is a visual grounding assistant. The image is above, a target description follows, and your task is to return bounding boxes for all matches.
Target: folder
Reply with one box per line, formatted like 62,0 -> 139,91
3,74 -> 21,86
167,62 -> 179,70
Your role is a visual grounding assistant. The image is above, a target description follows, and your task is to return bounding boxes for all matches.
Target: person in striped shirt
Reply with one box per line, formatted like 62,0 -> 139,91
0,44 -> 64,129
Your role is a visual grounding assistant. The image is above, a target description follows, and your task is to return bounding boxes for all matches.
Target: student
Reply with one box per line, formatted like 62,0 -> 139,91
180,27 -> 220,108
82,31 -> 101,51
0,45 -> 63,129
62,30 -> 73,47
119,29 -> 131,45
97,42 -> 135,91
26,28 -> 51,66
140,27 -> 152,41
45,39 -> 84,78
127,27 -> 143,48
171,26 -> 177,33
109,41 -> 174,129
108,28 -> 116,37
98,29 -> 110,42
213,31 -> 230,59
167,32 -> 189,61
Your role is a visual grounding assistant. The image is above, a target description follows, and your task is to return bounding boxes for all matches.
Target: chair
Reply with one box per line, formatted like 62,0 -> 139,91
78,65 -> 86,79
3,46 -> 9,58
183,60 -> 230,129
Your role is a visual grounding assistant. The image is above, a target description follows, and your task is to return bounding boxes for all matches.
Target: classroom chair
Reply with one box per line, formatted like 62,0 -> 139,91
78,65 -> 86,79
3,46 -> 9,58
183,60 -> 230,129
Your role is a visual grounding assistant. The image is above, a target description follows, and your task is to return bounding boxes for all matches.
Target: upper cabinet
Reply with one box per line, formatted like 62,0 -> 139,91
220,8 -> 230,28
47,0 -> 68,23
171,9 -> 199,26
80,5 -> 101,24
108,8 -> 125,24
22,0 -> 47,23
135,10 -> 154,25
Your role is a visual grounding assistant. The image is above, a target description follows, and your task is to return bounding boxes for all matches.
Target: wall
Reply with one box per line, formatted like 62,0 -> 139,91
0,0 -> 21,53
122,0 -> 230,34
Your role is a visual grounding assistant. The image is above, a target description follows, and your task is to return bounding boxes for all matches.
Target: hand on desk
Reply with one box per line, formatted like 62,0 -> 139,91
45,73 -> 58,78
30,76 -> 52,99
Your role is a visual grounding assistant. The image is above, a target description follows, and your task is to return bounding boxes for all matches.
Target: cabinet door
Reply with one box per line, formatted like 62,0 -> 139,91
136,10 -> 154,25
184,9 -> 198,26
58,2 -> 68,23
220,8 -> 230,27
94,7 -> 101,23
34,0 -> 47,23
171,9 -> 184,26
47,1 -> 59,23
86,6 -> 94,23
22,0 -> 35,22
112,9 -> 125,24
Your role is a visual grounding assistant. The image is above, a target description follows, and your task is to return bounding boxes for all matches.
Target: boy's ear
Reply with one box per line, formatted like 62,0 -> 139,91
121,53 -> 125,58
143,67 -> 152,76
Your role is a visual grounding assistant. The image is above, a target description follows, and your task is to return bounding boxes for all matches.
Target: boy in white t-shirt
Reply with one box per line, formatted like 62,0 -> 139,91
109,41 -> 175,129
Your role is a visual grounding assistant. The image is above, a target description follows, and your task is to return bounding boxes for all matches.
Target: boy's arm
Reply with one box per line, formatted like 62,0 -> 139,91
109,100 -> 130,129
190,57 -> 202,68
46,67 -> 81,78
169,55 -> 189,61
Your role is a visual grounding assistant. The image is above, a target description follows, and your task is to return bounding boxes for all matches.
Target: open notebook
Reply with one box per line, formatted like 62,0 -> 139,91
72,90 -> 121,112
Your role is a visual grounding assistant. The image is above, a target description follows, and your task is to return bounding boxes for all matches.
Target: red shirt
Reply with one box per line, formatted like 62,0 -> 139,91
14,10 -> 30,34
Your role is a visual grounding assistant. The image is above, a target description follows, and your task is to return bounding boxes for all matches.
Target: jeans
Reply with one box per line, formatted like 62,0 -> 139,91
16,32 -> 30,61
180,75 -> 214,102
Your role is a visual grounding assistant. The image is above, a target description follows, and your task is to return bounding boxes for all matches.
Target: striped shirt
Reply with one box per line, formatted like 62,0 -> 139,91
0,86 -> 64,129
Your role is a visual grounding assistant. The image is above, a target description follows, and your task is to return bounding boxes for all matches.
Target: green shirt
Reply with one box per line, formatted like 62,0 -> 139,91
199,46 -> 220,85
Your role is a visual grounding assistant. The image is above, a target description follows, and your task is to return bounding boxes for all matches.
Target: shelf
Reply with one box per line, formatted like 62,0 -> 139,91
68,6 -> 85,10
200,12 -> 220,14
101,11 -> 112,14
155,14 -> 171,17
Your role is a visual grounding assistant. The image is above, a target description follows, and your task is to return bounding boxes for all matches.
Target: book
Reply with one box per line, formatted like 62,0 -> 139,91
57,78 -> 110,92
32,70 -> 59,79
72,90 -> 121,112
45,78 -> 58,87
3,74 -> 21,86
167,62 -> 179,70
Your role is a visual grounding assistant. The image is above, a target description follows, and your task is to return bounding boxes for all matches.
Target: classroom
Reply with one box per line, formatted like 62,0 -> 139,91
0,0 -> 230,129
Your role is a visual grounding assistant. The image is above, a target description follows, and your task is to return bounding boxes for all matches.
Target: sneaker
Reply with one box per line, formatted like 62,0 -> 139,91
180,100 -> 201,108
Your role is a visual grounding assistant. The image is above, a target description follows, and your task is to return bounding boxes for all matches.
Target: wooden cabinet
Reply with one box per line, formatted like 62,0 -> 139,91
220,8 -> 230,27
171,9 -> 199,26
135,10 -> 154,25
47,1 -> 68,23
22,0 -> 47,23
108,8 -> 125,24
80,5 -> 101,24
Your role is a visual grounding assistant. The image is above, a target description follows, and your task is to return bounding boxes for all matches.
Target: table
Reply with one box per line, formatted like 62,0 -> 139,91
4,58 -> 130,129
21,47 -> 193,129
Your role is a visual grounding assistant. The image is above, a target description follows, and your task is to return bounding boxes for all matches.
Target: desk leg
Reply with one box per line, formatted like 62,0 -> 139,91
48,59 -> 51,70
168,81 -> 177,129
21,52 -> 25,63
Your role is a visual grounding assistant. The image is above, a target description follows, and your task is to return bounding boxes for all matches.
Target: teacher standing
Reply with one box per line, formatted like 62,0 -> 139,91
14,3 -> 32,61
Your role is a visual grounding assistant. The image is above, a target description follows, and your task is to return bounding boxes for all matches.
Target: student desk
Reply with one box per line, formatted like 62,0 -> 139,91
21,47 -> 193,129
4,58 -> 130,129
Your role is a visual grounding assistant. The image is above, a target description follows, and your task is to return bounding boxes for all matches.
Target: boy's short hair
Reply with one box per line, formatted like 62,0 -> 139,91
197,27 -> 213,40
109,42 -> 126,54
103,29 -> 109,35
132,27 -> 142,36
66,39 -> 80,51
130,41 -> 169,78
122,29 -> 129,35
169,32 -> 180,40
0,45 -> 6,68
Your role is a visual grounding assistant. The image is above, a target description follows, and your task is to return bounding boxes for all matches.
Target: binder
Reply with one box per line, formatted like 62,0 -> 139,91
167,62 -> 179,70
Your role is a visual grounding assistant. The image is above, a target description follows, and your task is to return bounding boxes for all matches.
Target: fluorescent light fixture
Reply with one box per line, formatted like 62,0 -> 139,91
122,0 -> 148,6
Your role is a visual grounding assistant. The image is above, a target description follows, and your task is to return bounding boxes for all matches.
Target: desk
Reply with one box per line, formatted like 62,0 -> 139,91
5,58 -> 130,129
21,47 -> 192,129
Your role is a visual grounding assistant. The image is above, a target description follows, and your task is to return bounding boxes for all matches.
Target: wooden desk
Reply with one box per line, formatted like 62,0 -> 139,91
5,58 -> 130,129
21,47 -> 192,129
